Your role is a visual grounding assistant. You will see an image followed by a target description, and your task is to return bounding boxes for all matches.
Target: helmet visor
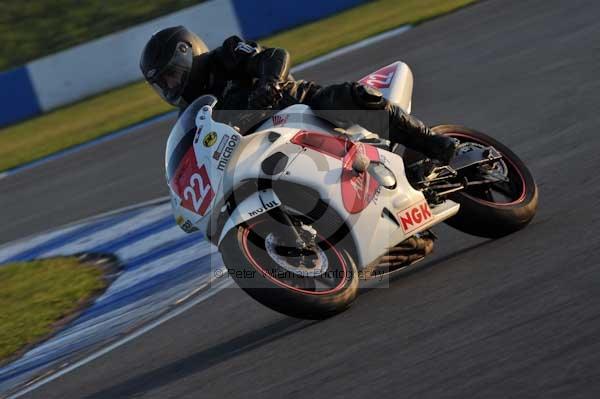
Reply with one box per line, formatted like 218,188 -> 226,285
147,42 -> 193,106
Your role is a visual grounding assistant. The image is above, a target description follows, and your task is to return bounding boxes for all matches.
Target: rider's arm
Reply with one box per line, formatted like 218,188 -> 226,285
216,36 -> 290,83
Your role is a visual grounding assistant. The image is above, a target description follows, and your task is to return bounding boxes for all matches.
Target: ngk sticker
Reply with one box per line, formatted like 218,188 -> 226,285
397,201 -> 432,233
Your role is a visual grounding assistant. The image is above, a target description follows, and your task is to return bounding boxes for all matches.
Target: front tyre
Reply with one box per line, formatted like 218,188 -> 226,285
434,125 -> 538,238
220,216 -> 359,320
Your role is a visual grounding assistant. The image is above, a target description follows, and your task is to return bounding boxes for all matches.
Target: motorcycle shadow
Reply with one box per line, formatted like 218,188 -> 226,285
83,317 -> 317,399
358,239 -> 492,293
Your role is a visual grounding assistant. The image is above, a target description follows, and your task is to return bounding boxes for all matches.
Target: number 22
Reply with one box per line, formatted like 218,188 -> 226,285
183,173 -> 211,212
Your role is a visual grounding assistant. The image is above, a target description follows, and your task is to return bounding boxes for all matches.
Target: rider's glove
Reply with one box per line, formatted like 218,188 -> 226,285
248,79 -> 283,109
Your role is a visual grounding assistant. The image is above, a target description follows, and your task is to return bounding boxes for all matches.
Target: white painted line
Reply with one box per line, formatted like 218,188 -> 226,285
41,204 -> 172,258
175,282 -> 209,305
8,277 -> 234,399
0,196 -> 171,255
291,25 -> 412,73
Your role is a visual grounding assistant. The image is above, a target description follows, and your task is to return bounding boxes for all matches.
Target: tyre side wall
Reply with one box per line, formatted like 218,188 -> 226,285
219,217 -> 359,320
406,125 -> 539,238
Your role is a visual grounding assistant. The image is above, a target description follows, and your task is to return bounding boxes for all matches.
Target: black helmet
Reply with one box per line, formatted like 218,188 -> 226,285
140,26 -> 209,106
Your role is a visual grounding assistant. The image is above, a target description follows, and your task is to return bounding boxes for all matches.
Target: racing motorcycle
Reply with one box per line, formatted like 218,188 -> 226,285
165,61 -> 538,319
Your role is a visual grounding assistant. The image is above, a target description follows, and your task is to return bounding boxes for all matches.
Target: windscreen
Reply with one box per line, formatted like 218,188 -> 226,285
166,95 -> 275,182
165,95 -> 217,183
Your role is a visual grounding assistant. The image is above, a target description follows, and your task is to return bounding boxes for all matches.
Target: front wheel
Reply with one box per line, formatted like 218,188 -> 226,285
433,125 -> 538,238
219,215 -> 359,319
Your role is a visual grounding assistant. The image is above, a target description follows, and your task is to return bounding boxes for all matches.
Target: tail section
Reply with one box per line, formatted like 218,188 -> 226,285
358,61 -> 414,113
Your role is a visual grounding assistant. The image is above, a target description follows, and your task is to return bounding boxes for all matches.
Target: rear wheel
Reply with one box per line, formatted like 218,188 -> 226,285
439,125 -> 538,238
406,125 -> 538,238
220,214 -> 359,319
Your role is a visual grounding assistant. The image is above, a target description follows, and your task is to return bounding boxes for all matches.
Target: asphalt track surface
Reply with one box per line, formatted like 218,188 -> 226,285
3,0 -> 600,397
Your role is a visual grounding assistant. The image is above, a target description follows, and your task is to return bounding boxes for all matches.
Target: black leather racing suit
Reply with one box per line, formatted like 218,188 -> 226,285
179,36 -> 450,161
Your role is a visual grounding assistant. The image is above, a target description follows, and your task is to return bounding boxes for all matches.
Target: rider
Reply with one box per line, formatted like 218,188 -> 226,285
140,26 -> 457,163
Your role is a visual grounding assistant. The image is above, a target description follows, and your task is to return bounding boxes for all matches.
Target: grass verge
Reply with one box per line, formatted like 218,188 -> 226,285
261,0 -> 477,64
0,257 -> 107,364
0,82 -> 171,171
1,0 -> 201,71
0,0 -> 477,173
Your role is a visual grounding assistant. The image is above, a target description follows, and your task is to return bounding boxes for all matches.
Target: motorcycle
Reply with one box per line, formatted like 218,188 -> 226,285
165,61 -> 538,319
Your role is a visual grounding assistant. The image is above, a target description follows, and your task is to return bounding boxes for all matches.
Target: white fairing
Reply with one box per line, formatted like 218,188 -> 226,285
358,61 -> 414,113
217,189 -> 282,244
165,101 -> 245,234
165,62 -> 459,270
259,109 -> 459,267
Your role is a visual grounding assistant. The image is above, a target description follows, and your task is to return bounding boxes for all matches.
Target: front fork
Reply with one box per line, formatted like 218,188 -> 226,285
268,206 -> 317,255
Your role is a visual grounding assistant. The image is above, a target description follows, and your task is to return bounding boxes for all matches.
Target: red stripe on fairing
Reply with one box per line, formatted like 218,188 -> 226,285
341,143 -> 381,214
241,222 -> 348,296
291,130 -> 352,159
290,131 -> 381,214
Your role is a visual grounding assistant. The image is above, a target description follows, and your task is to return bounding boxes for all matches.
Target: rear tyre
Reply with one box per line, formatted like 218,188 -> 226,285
220,214 -> 359,320
405,125 -> 538,238
437,125 -> 538,238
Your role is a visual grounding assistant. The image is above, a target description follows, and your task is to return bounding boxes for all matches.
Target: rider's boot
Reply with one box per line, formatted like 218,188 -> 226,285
386,102 -> 459,164
350,83 -> 459,164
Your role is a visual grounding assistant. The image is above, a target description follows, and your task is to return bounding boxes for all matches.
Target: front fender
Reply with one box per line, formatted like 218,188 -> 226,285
217,189 -> 282,245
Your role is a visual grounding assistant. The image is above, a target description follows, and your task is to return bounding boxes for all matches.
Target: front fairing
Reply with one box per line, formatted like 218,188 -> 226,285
165,95 -> 242,234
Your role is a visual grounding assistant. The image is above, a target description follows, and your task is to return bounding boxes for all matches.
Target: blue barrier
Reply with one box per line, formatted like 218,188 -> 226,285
0,67 -> 41,126
232,0 -> 367,39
